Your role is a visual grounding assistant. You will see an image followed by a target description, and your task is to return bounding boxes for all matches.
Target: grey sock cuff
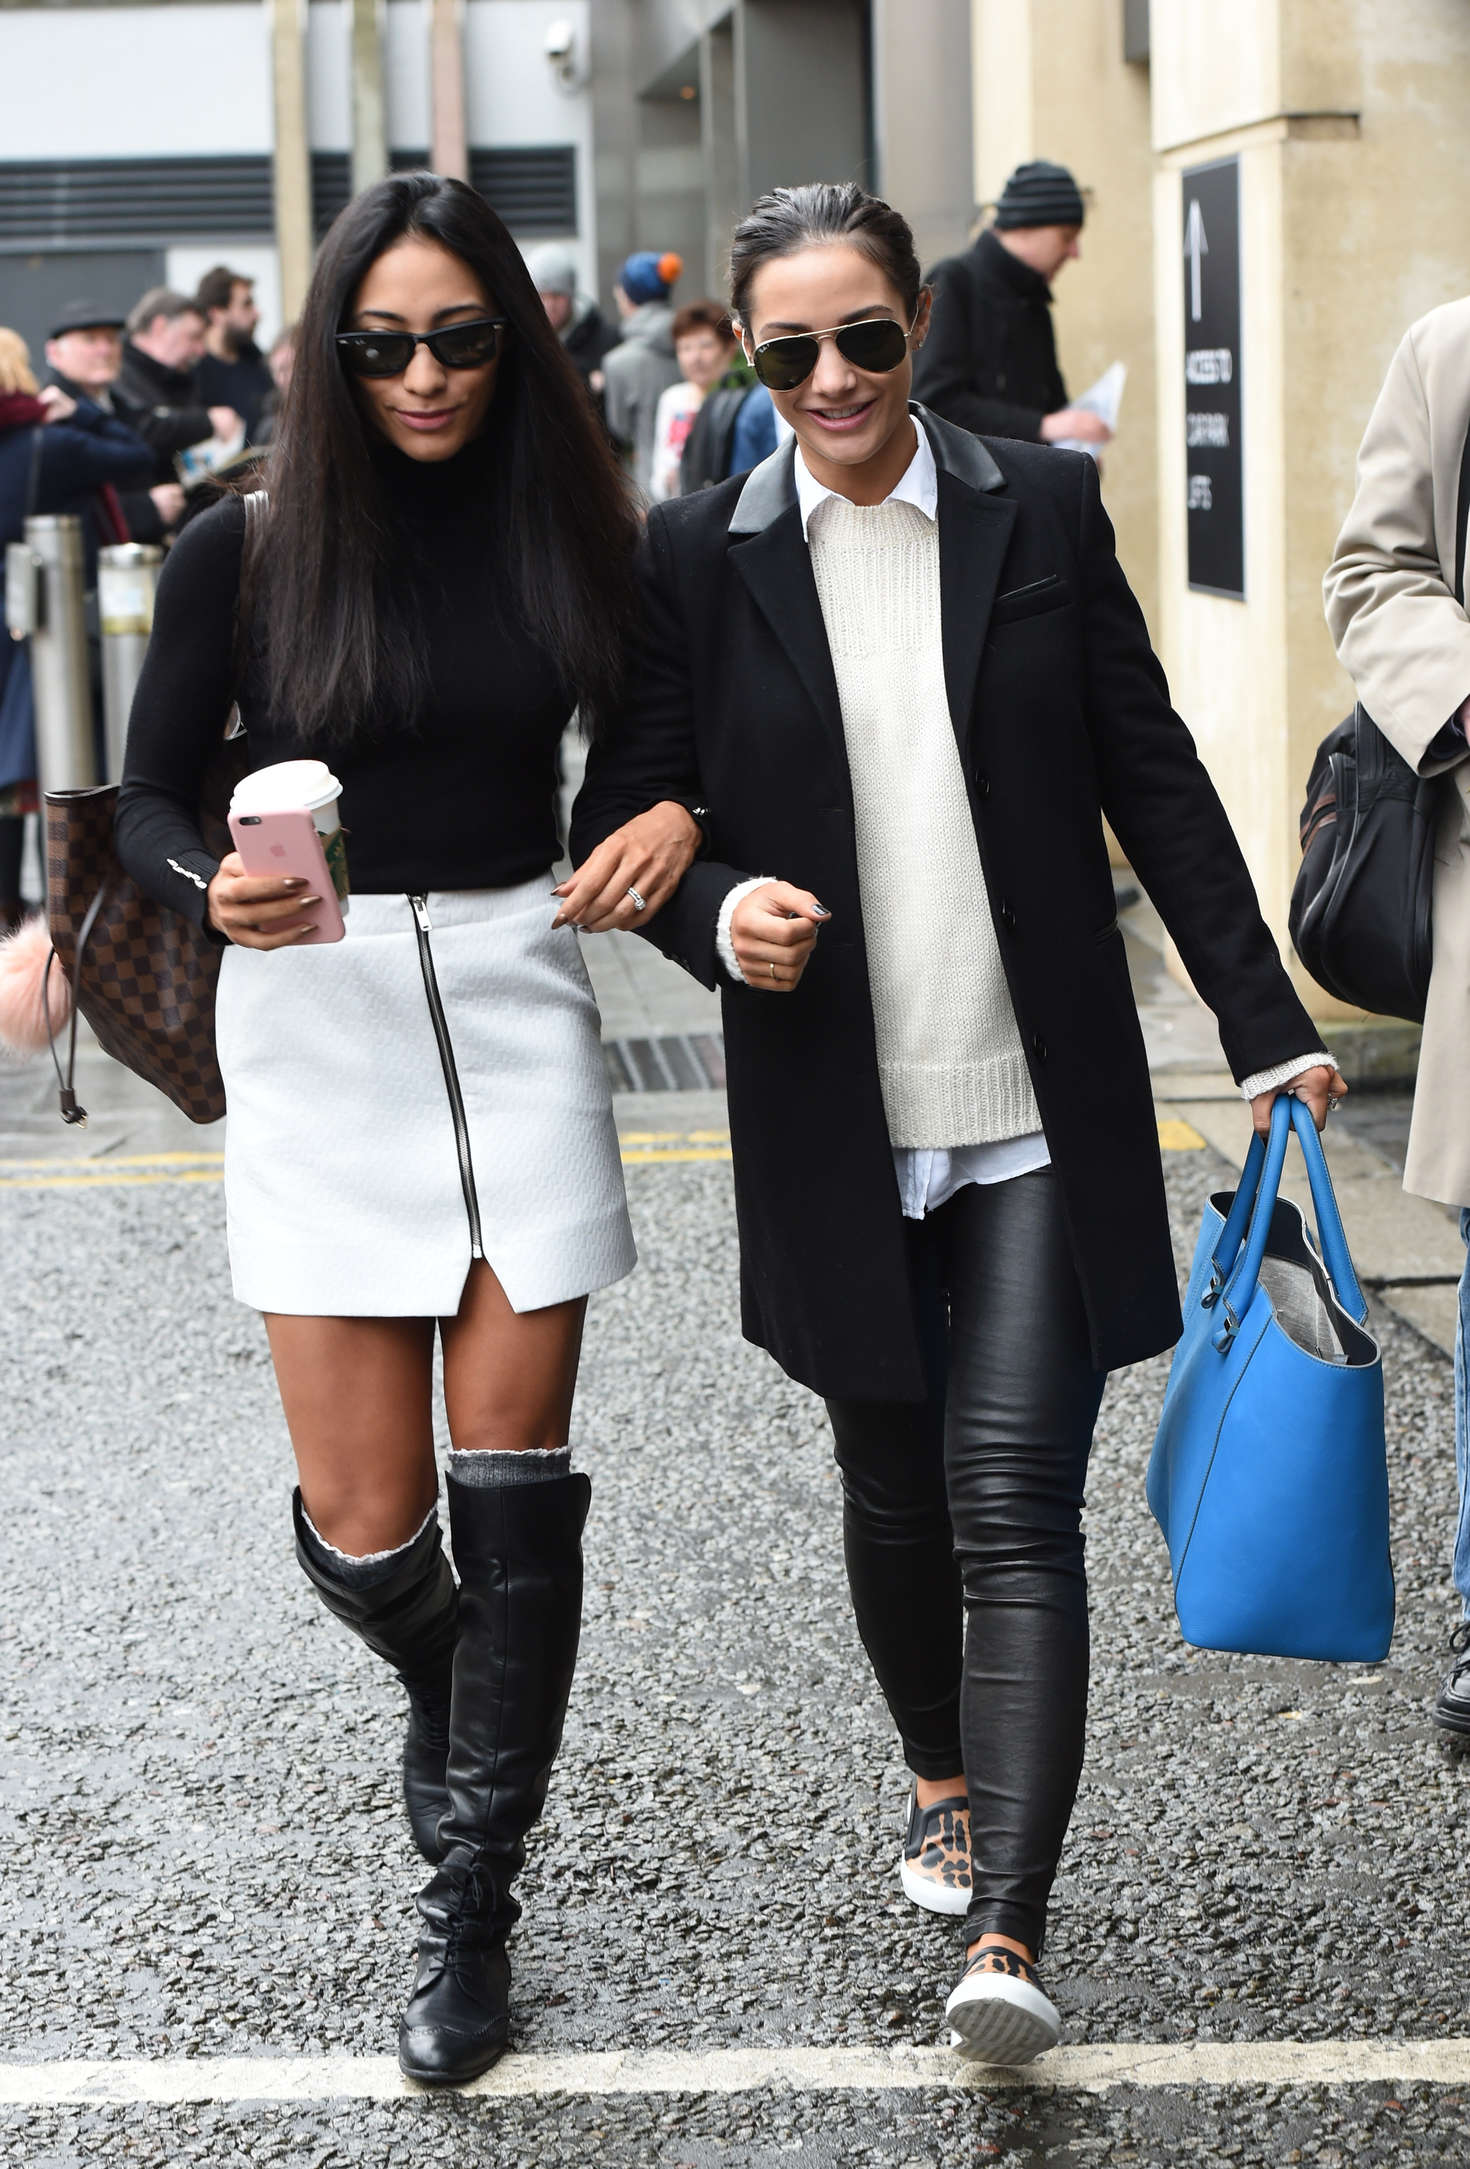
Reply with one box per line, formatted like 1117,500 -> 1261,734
299,1500 -> 438,1587
448,1445 -> 573,1488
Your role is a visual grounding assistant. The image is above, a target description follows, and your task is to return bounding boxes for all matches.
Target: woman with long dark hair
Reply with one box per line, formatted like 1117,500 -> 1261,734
115,173 -> 700,2081
568,183 -> 1344,2064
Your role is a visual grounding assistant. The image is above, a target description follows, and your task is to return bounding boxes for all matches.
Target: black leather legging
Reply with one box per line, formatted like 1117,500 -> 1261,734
825,1168 -> 1106,1954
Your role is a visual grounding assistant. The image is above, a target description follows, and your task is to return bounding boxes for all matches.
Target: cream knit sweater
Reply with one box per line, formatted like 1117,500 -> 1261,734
806,493 -> 1042,1150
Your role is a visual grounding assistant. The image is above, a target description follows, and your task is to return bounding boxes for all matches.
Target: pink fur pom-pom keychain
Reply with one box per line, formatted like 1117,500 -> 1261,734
0,913 -> 71,1059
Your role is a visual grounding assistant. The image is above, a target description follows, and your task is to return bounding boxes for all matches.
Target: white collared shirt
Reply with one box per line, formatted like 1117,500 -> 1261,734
791,415 -> 939,537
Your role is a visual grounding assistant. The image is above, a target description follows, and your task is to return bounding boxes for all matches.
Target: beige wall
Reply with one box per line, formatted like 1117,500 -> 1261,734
1152,0 -> 1470,1015
971,0 -> 1158,636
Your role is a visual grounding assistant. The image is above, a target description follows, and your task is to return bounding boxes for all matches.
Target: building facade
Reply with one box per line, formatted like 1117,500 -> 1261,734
5,0 -> 1466,1031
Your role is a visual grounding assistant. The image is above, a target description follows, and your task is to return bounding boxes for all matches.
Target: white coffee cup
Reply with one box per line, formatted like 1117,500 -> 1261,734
229,759 -> 349,908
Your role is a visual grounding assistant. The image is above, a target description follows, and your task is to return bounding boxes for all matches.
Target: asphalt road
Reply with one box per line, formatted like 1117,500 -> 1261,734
2,1139 -> 1469,2165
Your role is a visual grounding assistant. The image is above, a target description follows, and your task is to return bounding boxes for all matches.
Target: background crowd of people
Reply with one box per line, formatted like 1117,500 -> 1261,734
0,159 -> 1195,950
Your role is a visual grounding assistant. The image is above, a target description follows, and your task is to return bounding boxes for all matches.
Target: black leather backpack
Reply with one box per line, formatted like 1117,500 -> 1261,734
1289,425 -> 1470,1023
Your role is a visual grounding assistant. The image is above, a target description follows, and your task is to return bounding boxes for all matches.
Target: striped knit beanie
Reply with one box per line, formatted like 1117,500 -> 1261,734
992,161 -> 1085,231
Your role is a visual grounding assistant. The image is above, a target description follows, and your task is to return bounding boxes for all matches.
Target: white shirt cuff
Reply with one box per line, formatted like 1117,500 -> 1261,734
1238,1052 -> 1334,1102
715,876 -> 775,982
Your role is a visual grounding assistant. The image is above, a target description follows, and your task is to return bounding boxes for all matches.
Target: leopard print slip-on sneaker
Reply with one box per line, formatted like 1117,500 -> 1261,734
944,1944 -> 1060,2067
897,1785 -> 971,1917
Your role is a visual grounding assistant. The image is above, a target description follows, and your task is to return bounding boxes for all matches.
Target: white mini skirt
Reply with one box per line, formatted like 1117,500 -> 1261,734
214,876 -> 636,1317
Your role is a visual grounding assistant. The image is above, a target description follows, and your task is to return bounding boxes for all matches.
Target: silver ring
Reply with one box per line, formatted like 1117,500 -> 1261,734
626,887 -> 646,913
1328,1093 -> 1341,1113
769,961 -> 777,982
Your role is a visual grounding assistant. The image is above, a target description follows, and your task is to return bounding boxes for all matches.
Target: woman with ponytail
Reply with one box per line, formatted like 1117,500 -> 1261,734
569,181 -> 1340,2065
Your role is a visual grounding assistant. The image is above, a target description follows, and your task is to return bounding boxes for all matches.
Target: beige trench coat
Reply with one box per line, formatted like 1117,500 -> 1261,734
1324,295 -> 1470,1211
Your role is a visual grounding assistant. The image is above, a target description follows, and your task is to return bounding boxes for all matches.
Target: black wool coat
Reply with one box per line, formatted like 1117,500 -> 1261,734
911,229 -> 1067,443
571,407 -> 1320,1403
115,342 -> 215,484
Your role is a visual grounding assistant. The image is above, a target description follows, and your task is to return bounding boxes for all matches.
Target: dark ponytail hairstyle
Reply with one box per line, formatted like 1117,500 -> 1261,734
728,183 -> 923,326
256,171 -> 639,742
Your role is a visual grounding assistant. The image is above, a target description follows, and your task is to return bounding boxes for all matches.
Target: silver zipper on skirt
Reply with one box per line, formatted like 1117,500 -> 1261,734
408,895 -> 485,1261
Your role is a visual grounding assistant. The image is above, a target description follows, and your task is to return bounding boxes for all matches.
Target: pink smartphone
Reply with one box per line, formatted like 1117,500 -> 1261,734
228,808 -> 346,944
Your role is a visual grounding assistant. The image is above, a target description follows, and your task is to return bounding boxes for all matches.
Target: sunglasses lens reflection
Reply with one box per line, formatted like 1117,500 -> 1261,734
340,334 -> 414,378
754,337 -> 820,391
837,319 -> 908,374
433,322 -> 502,368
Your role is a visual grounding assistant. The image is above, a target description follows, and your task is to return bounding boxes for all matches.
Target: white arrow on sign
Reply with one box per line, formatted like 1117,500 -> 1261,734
1185,197 -> 1209,324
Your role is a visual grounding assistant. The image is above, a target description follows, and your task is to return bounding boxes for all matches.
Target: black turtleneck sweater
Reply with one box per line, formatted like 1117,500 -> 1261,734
116,445 -> 572,927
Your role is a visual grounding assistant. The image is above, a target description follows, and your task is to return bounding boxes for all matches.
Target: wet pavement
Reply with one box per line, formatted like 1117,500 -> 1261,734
2,1122 -> 1468,2163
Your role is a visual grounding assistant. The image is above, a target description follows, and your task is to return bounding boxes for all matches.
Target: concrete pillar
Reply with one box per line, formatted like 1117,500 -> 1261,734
588,0 -> 638,309
871,0 -> 973,271
429,0 -> 468,182
700,19 -> 740,297
350,0 -> 389,197
1150,0 -> 1470,1017
268,0 -> 313,319
735,0 -> 868,205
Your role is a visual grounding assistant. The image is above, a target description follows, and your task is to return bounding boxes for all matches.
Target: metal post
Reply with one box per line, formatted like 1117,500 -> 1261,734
98,543 -> 163,783
24,516 -> 96,794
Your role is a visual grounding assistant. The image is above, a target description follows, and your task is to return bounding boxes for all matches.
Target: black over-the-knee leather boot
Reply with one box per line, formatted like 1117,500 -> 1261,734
397,1463 -> 590,2086
292,1489 -> 458,1862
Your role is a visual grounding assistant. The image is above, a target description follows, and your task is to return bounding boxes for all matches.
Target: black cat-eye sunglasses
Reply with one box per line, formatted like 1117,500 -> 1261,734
335,317 -> 510,379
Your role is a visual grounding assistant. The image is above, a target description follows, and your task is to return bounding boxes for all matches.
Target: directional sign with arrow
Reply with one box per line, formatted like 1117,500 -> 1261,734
1185,196 -> 1208,324
1182,159 -> 1243,598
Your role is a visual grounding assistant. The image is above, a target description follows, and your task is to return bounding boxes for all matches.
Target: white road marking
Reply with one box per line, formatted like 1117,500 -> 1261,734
2,2041 -> 1469,2105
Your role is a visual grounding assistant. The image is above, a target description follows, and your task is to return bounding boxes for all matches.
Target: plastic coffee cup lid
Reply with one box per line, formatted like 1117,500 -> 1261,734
229,759 -> 342,817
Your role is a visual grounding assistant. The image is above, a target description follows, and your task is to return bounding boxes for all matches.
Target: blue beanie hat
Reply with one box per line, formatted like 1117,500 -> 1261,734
620,249 -> 683,304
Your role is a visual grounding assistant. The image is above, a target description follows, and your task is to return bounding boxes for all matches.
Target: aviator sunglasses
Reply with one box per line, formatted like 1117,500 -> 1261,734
748,314 -> 913,392
335,316 -> 510,379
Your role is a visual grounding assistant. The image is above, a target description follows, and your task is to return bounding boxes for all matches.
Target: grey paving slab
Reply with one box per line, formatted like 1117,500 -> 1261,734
1,1140 -> 1468,2163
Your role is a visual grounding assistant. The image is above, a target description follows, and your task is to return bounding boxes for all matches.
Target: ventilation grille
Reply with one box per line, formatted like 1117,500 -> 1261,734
313,147 -> 577,238
0,157 -> 275,245
0,148 -> 578,249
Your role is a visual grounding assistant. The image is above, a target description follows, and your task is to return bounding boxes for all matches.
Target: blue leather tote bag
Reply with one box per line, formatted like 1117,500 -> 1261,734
1147,1094 -> 1392,1662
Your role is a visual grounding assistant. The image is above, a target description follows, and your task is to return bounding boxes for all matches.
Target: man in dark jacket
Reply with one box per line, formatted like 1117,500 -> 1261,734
117,288 -> 239,485
45,299 -> 185,541
193,264 -> 273,441
524,244 -> 620,411
913,161 -> 1110,448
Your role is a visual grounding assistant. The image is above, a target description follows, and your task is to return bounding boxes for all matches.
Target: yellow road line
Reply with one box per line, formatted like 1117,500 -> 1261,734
0,1144 -> 733,1190
621,1147 -> 732,1165
0,1168 -> 228,1191
3,1124 -> 1197,1190
0,1149 -> 225,1172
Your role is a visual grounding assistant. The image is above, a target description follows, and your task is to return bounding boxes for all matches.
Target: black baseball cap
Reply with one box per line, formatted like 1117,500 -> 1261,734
48,299 -> 126,339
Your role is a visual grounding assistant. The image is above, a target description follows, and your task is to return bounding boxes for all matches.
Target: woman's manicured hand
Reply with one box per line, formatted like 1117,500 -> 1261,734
207,852 -> 321,948
1250,1063 -> 1349,1138
552,802 -> 700,931
730,881 -> 830,992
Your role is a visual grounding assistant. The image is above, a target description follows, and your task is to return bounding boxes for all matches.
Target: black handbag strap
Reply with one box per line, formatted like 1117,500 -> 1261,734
43,881 -> 109,1125
1455,418 -> 1470,607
